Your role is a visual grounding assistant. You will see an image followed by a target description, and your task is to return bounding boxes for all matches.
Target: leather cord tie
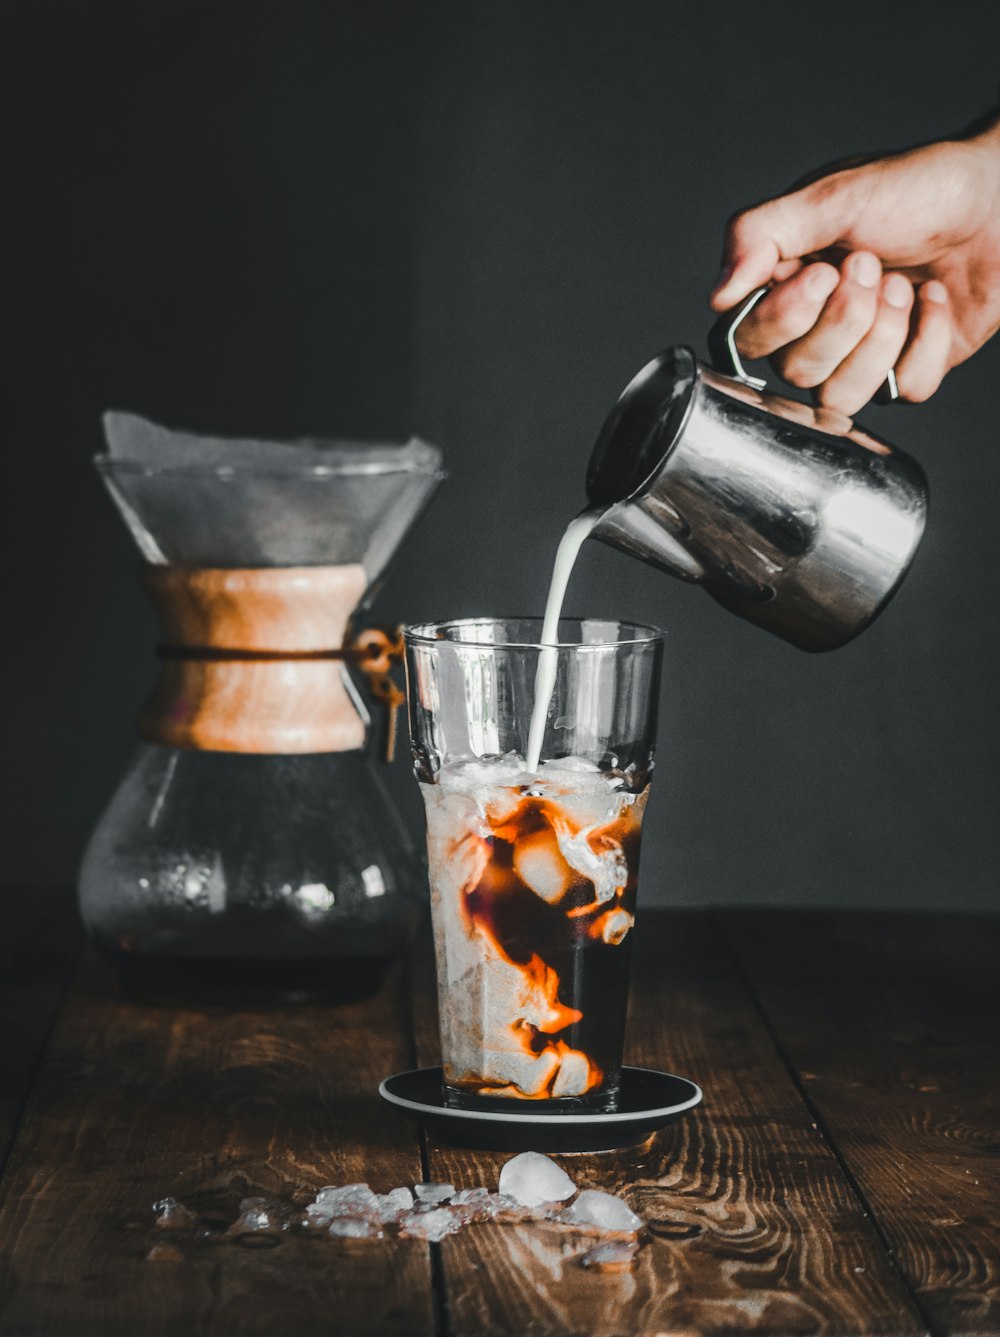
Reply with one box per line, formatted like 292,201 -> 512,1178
156,624 -> 407,762
345,626 -> 407,763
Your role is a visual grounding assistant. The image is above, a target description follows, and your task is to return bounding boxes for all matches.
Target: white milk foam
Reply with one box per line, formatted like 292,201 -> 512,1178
525,508 -> 604,770
430,755 -> 638,918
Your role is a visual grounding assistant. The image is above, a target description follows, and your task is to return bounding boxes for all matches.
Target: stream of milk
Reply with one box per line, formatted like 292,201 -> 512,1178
524,508 -> 606,771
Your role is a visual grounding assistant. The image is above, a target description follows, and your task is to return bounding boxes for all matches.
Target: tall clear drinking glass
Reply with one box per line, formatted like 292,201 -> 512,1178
404,618 -> 664,1114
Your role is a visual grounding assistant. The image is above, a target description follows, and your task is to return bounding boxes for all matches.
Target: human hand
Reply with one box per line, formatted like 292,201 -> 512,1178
708,118 -> 1000,413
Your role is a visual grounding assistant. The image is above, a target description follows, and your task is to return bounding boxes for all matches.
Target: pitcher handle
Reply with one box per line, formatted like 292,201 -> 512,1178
708,285 -> 900,402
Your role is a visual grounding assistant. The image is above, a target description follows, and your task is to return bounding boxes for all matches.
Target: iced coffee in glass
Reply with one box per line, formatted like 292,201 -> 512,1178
404,618 -> 663,1113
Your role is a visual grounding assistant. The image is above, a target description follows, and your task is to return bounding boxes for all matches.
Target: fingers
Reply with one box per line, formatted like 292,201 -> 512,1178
771,251 -> 883,388
813,272 -> 915,415
721,246 -> 954,410
734,262 -> 840,359
893,281 -> 953,402
709,171 -> 869,311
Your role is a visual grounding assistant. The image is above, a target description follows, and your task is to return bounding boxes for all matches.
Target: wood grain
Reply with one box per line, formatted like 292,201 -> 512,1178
139,564 -> 368,753
724,910 -> 1000,1337
0,949 -> 432,1337
3,902 -> 993,1335
0,890 -> 80,1176
418,910 -> 926,1336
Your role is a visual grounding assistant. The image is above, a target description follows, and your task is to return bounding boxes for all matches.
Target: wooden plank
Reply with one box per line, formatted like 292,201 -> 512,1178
723,910 -> 1000,1337
0,889 -> 80,1176
0,950 -> 433,1337
416,909 -> 926,1336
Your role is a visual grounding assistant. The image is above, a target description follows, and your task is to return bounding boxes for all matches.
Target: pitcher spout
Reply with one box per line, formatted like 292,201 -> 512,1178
590,501 -> 705,583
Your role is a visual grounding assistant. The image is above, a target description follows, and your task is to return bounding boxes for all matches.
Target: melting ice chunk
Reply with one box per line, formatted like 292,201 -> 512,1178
579,1240 -> 640,1270
446,1187 -> 495,1223
399,1207 -> 463,1241
560,1189 -> 643,1233
597,907 -> 634,945
550,1050 -> 593,1098
372,1187 -> 414,1222
555,826 -> 627,903
328,1216 -> 383,1240
513,829 -> 573,904
227,1196 -> 292,1236
414,1182 -> 455,1205
477,1192 -> 523,1220
498,1152 -> 576,1207
450,1187 -> 490,1206
539,756 -> 601,774
310,1184 -> 378,1218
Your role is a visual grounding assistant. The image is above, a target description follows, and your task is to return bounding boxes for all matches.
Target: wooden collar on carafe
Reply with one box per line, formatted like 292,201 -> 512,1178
138,565 -> 404,757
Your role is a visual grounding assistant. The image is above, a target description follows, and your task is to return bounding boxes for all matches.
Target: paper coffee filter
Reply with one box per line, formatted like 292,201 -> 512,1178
97,411 -> 444,576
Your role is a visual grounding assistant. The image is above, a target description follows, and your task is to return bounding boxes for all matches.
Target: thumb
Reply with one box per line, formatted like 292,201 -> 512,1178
709,174 -> 864,311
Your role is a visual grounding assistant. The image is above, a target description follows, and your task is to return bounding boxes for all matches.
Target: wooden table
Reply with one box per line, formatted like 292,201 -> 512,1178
0,896 -> 996,1336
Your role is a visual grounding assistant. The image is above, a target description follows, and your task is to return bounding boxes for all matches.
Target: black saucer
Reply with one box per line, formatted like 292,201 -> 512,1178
378,1066 -> 703,1152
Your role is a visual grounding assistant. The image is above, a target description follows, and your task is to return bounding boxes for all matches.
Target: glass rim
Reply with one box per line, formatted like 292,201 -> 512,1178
93,455 -> 447,483
404,616 -> 665,651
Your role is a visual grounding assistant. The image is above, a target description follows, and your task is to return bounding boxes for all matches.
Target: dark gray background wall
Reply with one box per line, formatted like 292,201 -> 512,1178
4,0 -> 998,910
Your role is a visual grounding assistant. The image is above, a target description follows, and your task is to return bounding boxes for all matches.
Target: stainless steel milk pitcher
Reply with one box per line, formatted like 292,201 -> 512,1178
585,290 -> 928,652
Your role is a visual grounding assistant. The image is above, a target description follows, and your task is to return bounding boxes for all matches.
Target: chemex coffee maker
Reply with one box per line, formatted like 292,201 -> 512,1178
79,413 -> 443,1000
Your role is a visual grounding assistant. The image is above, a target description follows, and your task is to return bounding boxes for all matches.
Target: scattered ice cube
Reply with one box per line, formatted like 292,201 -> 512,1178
414,1182 -> 455,1205
478,1194 -> 529,1222
328,1216 -> 383,1240
471,1192 -> 524,1221
191,1168 -> 645,1254
560,1190 -> 643,1234
498,1152 -> 576,1207
399,1207 -> 463,1242
579,1240 -> 640,1271
372,1187 -> 414,1222
302,1182 -> 412,1231
152,1197 -> 196,1230
310,1184 -> 379,1218
316,1183 -> 376,1206
518,1201 -> 567,1223
451,1188 -> 490,1206
446,1188 -> 494,1224
227,1196 -> 292,1236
